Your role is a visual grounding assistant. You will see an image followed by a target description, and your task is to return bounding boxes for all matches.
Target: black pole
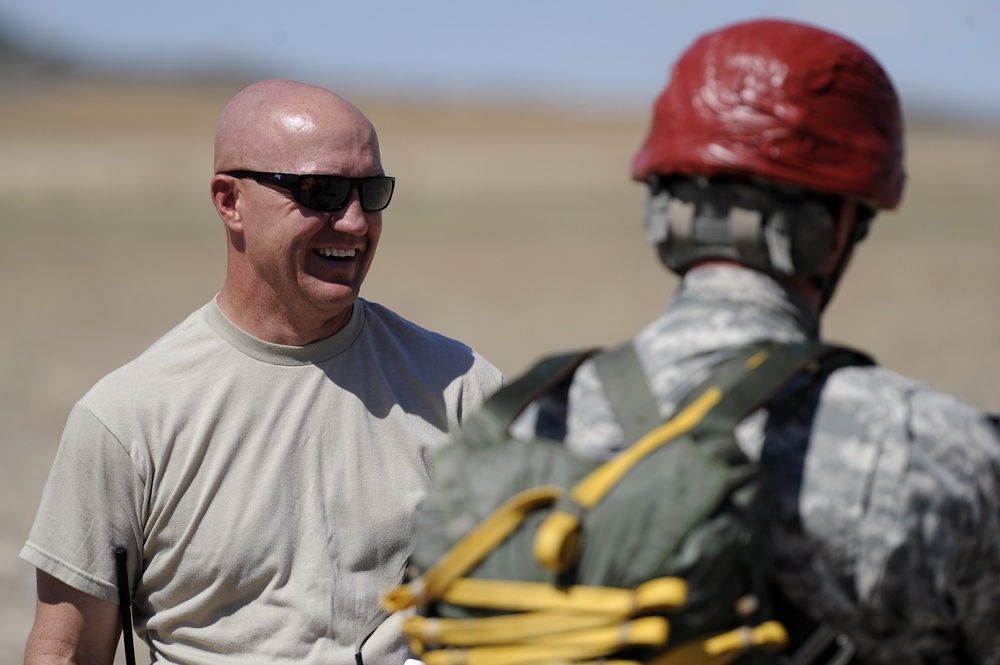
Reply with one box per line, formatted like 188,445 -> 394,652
113,546 -> 137,665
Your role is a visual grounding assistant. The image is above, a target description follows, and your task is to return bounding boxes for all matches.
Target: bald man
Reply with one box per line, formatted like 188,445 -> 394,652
21,80 -> 504,665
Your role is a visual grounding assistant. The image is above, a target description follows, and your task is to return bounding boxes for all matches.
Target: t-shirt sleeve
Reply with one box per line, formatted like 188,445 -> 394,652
20,402 -> 145,604
453,352 -> 505,424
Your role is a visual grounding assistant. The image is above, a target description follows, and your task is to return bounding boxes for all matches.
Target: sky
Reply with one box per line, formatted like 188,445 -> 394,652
1,0 -> 998,121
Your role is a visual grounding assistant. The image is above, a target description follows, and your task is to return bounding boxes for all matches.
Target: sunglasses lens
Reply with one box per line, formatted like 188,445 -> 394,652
294,175 -> 394,212
359,177 -> 395,212
298,176 -> 352,211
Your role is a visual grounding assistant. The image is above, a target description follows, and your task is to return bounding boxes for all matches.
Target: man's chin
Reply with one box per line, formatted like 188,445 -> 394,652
313,289 -> 359,313
299,271 -> 369,316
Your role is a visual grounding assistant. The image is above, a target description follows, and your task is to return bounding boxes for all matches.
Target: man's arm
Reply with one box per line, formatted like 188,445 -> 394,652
25,570 -> 122,665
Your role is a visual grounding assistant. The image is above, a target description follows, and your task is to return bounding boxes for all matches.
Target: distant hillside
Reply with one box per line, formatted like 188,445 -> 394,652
1,21 -> 995,134
0,25 -> 76,88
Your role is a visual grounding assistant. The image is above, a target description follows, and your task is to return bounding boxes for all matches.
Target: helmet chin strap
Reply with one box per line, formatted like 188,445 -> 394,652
814,252 -> 850,312
815,203 -> 874,311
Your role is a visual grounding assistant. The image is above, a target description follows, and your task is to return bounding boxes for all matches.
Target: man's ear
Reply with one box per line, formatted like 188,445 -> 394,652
211,175 -> 243,232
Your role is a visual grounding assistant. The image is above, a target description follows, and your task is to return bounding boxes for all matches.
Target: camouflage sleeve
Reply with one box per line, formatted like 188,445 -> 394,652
782,368 -> 1000,664
914,399 -> 1000,664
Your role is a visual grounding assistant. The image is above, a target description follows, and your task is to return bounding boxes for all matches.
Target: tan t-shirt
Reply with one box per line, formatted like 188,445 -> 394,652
21,297 -> 503,665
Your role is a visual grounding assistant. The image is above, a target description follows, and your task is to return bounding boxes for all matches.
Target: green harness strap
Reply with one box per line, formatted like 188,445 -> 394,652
592,342 -> 662,445
593,340 -> 873,462
461,348 -> 597,446
684,341 -> 872,453
461,340 -> 872,468
533,340 -> 873,574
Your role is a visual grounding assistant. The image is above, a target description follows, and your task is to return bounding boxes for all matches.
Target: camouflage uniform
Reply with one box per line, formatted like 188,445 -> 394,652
518,264 -> 1000,664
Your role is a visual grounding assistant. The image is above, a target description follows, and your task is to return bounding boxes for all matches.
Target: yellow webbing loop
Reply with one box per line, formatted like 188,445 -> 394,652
403,612 -> 618,648
703,621 -> 788,656
419,616 -> 669,665
648,621 -> 789,665
383,486 -> 563,612
438,576 -> 687,615
534,387 -> 724,571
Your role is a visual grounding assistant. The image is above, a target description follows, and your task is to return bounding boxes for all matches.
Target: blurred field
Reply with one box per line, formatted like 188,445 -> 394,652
1,79 -> 998,663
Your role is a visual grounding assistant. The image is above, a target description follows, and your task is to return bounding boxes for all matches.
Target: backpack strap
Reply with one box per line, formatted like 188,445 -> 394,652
591,340 -> 873,453
462,349 -> 598,445
533,340 -> 873,573
687,341 -> 874,454
592,342 -> 662,445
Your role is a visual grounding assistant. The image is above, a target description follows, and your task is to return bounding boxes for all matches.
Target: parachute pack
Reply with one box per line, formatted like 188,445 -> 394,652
383,341 -> 871,665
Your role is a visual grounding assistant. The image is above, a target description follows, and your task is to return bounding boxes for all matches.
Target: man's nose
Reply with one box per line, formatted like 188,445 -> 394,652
330,189 -> 369,234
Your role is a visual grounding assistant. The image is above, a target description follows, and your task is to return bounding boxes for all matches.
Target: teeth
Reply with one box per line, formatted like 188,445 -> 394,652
316,248 -> 356,258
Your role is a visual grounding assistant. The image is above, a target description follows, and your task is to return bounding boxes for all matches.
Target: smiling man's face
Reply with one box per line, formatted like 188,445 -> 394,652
237,114 -> 384,333
213,81 -> 387,344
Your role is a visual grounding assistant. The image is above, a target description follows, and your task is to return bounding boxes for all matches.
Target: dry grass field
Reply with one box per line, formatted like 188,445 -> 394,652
1,78 -> 998,663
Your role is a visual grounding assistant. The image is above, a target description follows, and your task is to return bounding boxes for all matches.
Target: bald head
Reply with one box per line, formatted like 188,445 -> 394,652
214,79 -> 381,175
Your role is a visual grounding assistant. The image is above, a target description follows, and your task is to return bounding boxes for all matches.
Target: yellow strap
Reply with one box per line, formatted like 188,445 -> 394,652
383,486 -> 563,612
703,621 -> 787,656
420,616 -> 669,665
403,612 -> 619,648
647,621 -> 789,665
525,615 -> 668,647
569,386 -> 724,506
438,576 -> 687,615
744,350 -> 770,370
534,387 -> 724,571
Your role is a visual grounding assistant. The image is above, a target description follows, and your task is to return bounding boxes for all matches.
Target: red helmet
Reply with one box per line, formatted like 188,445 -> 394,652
632,19 -> 905,209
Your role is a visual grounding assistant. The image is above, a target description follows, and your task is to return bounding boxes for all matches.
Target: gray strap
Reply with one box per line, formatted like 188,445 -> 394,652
729,206 -> 765,263
666,198 -> 696,249
592,342 -> 661,445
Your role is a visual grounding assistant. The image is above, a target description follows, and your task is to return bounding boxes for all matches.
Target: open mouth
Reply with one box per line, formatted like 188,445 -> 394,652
314,248 -> 357,260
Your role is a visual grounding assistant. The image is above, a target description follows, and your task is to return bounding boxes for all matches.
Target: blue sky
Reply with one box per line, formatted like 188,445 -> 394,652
2,0 -> 998,120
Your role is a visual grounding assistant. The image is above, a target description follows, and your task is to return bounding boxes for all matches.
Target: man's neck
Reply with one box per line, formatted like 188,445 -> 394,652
216,289 -> 355,346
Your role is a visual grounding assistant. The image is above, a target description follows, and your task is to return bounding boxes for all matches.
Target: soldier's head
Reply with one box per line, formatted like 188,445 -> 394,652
632,19 -> 905,308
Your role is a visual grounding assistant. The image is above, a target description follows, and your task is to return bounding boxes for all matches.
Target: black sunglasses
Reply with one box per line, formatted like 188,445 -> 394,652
222,170 -> 395,212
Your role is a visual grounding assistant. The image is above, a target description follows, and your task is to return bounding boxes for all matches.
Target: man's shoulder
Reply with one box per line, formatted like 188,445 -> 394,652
809,362 -> 1000,492
358,299 -> 503,381
360,299 -> 480,356
824,362 -> 995,434
361,299 -> 450,337
81,304 -> 220,407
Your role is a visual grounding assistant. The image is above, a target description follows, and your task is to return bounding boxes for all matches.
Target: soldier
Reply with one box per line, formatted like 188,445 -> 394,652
515,18 -> 1000,664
